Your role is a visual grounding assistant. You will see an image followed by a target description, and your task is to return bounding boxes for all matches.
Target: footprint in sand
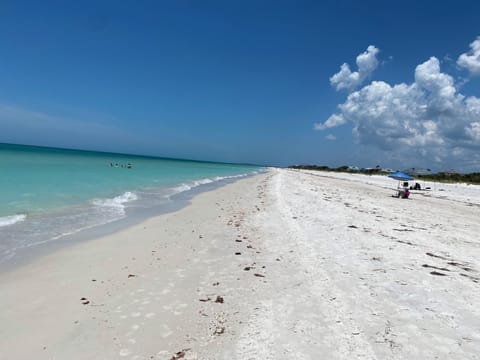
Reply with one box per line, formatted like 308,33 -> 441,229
161,329 -> 173,338
126,324 -> 141,337
119,348 -> 131,357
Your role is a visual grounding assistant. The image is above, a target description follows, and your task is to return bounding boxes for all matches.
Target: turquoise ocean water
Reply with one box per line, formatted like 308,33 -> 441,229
0,143 -> 262,265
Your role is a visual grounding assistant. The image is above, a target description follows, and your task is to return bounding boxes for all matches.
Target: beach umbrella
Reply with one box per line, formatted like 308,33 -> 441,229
388,172 -> 414,195
388,171 -> 414,198
388,172 -> 414,181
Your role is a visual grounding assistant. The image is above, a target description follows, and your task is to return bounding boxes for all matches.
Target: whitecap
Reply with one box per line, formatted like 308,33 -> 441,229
166,172 -> 258,199
91,191 -> 138,215
171,183 -> 191,194
0,214 -> 27,228
196,178 -> 214,185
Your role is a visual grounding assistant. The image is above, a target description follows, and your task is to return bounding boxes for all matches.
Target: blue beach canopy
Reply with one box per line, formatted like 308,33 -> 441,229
388,172 -> 414,181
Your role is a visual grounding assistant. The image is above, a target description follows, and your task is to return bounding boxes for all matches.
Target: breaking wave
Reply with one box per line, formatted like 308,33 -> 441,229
0,214 -> 27,228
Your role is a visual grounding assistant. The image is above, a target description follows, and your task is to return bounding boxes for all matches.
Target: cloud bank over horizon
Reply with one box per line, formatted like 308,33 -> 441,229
315,38 -> 480,171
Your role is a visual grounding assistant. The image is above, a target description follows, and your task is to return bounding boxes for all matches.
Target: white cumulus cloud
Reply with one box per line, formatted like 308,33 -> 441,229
457,37 -> 480,75
330,45 -> 379,91
325,134 -> 337,141
314,114 -> 345,130
315,39 -> 480,171
465,122 -> 480,142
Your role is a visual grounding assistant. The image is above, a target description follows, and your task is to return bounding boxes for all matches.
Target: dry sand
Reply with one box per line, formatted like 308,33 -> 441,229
1,168 -> 479,359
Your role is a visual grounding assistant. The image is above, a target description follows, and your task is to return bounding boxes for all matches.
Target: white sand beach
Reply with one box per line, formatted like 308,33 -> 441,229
1,168 -> 480,359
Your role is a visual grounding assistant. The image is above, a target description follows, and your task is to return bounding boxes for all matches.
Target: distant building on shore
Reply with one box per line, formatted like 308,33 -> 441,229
439,169 -> 460,176
362,165 -> 382,174
402,167 -> 432,176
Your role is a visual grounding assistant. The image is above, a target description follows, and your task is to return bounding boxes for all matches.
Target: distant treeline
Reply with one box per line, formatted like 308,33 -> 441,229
289,165 -> 372,173
289,165 -> 480,184
416,172 -> 480,184
289,165 -> 329,171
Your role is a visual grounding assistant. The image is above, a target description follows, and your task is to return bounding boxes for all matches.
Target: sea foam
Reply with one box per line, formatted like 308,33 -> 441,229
92,192 -> 138,215
0,214 -> 27,228
168,173 -> 252,197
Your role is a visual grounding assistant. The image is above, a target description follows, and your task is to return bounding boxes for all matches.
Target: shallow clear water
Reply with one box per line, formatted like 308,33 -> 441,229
0,143 -> 262,264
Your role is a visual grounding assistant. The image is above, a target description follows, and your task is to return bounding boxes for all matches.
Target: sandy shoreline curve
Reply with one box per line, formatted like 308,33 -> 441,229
1,168 -> 479,359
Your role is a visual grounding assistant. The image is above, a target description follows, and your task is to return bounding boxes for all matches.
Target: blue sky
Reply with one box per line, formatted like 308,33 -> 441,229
1,0 -> 479,170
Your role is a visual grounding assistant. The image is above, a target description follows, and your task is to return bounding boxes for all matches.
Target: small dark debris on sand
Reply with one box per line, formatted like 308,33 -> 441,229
397,240 -> 415,246
348,225 -> 358,229
170,348 -> 191,360
460,273 -> 480,283
447,261 -> 473,272
243,266 -> 252,271
426,252 -> 449,260
214,326 -> 225,335
235,252 -> 242,255
80,297 -> 90,305
254,273 -> 265,278
128,274 -> 137,278
422,264 -> 450,272
430,271 -> 447,276
447,261 -> 463,266
215,296 -> 224,303
199,297 -> 211,302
